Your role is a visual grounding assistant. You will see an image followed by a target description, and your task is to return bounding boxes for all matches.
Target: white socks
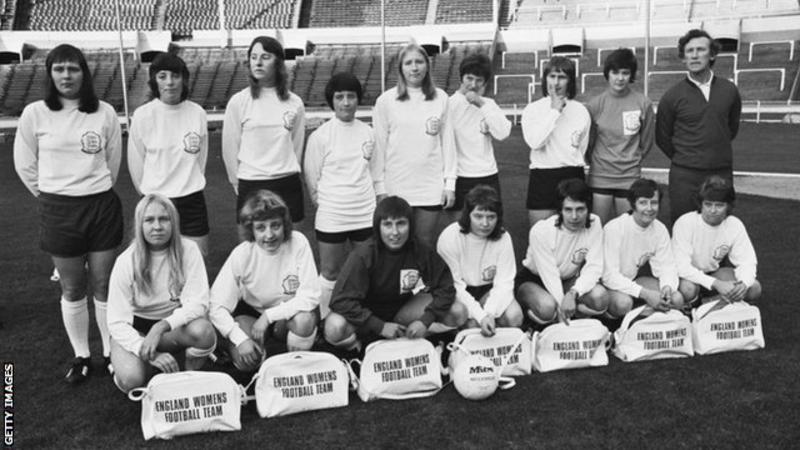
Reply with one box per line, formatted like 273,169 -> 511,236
318,277 -> 336,320
61,297 -> 90,358
93,299 -> 111,357
287,327 -> 317,351
326,333 -> 361,352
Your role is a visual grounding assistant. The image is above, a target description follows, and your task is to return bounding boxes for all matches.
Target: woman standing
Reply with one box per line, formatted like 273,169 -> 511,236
586,48 -> 655,225
304,73 -> 382,318
222,36 -> 306,223
128,52 -> 210,255
372,43 -> 456,249
107,194 -> 215,393
14,44 -> 123,383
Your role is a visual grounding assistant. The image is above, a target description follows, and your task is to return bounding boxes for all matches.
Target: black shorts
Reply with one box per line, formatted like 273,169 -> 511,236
526,166 -> 585,210
133,316 -> 159,335
232,301 -> 261,319
39,189 -> 124,257
466,284 -> 493,303
170,190 -> 209,237
415,205 -> 442,212
452,174 -> 502,211
315,227 -> 372,244
591,187 -> 629,198
238,174 -> 305,222
514,267 -> 545,294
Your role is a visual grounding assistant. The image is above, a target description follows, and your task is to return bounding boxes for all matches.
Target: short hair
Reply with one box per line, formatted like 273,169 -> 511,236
457,185 -> 505,241
247,36 -> 289,101
44,44 -> 99,113
555,178 -> 593,228
373,196 -> 414,242
396,43 -> 436,101
148,52 -> 190,102
459,53 -> 492,81
627,178 -> 662,208
696,175 -> 735,212
603,48 -> 638,82
238,190 -> 293,243
541,56 -> 577,99
132,194 -> 184,296
324,72 -> 363,110
678,29 -> 721,67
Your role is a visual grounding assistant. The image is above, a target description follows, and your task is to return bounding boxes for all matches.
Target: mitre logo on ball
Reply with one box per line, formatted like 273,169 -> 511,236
452,353 -> 499,401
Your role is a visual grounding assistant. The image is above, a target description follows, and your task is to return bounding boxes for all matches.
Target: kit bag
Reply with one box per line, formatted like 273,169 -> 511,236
532,318 -> 610,372
128,371 -> 243,440
349,338 -> 443,402
691,300 -> 765,355
447,327 -> 531,376
250,351 -> 350,418
613,305 -> 694,362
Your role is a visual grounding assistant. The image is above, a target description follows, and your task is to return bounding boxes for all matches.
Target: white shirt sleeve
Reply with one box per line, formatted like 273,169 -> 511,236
107,251 -> 145,355
729,219 -> 758,288
127,108 -> 146,194
264,235 -> 320,323
649,224 -> 679,290
209,246 -> 250,347
572,221 -> 604,296
366,124 -> 385,196
672,216 -> 717,290
440,95 -> 457,192
302,125 -> 325,205
104,105 -> 122,186
521,101 -> 560,151
480,99 -> 511,141
221,93 -> 243,189
436,227 -> 486,323
163,241 -> 209,331
291,100 -> 306,167
13,106 -> 40,197
482,233 -> 516,318
602,220 -> 643,297
528,224 -> 566,304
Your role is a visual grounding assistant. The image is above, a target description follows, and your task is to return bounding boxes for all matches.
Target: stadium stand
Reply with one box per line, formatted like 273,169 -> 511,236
436,0 -> 493,24
224,0 -> 297,30
307,0 -> 428,28
0,0 -> 796,116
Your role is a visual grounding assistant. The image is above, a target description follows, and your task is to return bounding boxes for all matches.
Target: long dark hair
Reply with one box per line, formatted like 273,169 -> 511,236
44,44 -> 99,113
247,36 -> 289,101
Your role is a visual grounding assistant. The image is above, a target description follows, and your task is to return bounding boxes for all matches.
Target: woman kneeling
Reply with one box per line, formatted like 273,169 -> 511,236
108,194 -> 216,393
210,190 -> 320,372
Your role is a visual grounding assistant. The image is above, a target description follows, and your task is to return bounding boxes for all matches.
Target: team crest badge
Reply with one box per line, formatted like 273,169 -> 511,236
479,118 -> 489,134
571,248 -> 588,265
636,251 -> 655,268
622,110 -> 641,135
425,117 -> 441,136
399,269 -> 421,294
80,131 -> 103,154
481,265 -> 496,282
282,274 -> 300,295
362,140 -> 375,160
712,245 -> 731,261
182,132 -> 201,154
282,111 -> 297,130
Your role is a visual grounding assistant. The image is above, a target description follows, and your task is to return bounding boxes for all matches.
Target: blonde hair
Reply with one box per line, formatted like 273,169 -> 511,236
131,194 -> 185,298
395,43 -> 436,101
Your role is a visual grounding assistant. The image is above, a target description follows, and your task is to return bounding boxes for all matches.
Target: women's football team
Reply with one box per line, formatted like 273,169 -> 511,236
14,39 -> 761,392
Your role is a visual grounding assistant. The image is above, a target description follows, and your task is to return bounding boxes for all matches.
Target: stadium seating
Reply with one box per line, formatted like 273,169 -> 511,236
224,0 -> 296,29
307,0 -> 428,28
435,0 -> 493,24
27,0 -> 157,31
